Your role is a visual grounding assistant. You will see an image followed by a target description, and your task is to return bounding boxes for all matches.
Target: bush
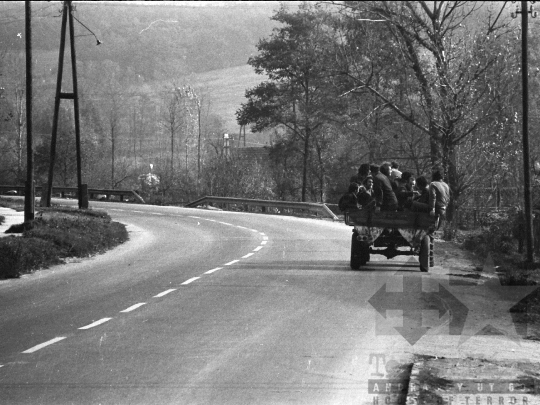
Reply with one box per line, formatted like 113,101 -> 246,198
462,209 -> 518,257
0,208 -> 128,279
0,237 -> 62,278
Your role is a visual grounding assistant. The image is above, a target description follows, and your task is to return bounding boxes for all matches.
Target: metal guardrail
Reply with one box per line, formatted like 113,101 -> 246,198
185,196 -> 339,221
0,185 -> 144,204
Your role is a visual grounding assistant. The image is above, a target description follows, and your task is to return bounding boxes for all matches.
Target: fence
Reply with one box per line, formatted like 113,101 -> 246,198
185,196 -> 339,220
0,185 -> 144,204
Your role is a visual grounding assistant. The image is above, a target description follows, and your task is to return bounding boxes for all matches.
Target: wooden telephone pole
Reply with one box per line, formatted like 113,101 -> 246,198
24,0 -> 34,222
42,0 -> 87,209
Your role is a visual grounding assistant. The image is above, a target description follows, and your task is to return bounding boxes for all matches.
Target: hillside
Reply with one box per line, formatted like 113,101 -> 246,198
177,64 -> 271,146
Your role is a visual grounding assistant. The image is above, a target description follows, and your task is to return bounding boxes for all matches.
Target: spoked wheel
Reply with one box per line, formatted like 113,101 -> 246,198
419,234 -> 431,272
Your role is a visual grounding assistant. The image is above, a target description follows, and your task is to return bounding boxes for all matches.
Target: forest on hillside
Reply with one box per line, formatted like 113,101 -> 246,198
0,1 -> 279,203
3,1 -> 540,223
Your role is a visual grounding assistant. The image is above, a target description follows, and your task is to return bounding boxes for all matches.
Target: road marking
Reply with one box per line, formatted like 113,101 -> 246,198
219,222 -> 232,226
120,303 -> 146,313
242,253 -> 254,258
260,232 -> 266,236
204,267 -> 223,274
181,277 -> 200,285
132,210 -> 144,213
154,289 -> 176,297
110,209 -> 124,211
236,226 -> 248,229
224,260 -> 239,266
253,246 -> 263,252
152,213 -> 165,215
262,236 -> 268,240
261,240 -> 267,245
250,229 -> 258,232
0,365 -> 3,368
78,318 -> 112,330
22,337 -> 66,354
188,216 -> 201,219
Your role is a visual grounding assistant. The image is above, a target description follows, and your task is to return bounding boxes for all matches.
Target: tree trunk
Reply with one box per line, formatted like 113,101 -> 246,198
302,128 -> 310,202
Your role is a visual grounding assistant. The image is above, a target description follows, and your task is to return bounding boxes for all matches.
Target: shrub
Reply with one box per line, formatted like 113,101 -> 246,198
0,207 -> 128,279
0,237 -> 62,278
462,208 -> 518,257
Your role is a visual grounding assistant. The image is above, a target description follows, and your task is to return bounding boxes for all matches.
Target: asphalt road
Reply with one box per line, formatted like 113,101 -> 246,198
1,201 -> 537,404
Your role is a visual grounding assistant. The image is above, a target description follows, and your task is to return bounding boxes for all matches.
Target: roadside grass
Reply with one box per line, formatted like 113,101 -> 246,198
0,198 -> 128,279
457,217 -> 540,339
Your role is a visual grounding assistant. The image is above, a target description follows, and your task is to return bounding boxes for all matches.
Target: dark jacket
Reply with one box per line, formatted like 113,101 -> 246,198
395,182 -> 414,209
357,188 -> 375,207
415,186 -> 429,204
338,192 -> 359,212
373,172 -> 398,211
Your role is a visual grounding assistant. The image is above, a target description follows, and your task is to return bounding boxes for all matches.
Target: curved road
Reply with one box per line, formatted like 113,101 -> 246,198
1,200 -> 528,404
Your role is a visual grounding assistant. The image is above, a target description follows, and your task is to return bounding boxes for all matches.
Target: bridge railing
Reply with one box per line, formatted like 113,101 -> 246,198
185,196 -> 339,221
0,185 -> 144,204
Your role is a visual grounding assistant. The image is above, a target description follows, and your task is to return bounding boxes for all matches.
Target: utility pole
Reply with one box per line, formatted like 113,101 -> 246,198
43,1 -> 87,209
238,124 -> 246,148
197,98 -> 201,194
512,2 -> 537,263
24,0 -> 34,222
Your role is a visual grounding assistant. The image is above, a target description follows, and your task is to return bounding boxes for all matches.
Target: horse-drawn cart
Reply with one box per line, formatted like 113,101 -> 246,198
344,209 -> 439,272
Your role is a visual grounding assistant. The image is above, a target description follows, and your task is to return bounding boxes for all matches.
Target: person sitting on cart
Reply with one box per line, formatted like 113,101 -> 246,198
396,171 -> 420,210
357,175 -> 376,209
428,170 -> 450,218
390,161 -> 402,182
350,163 -> 371,185
373,162 -> 398,211
407,175 -> 429,210
409,172 -> 449,218
338,182 -> 361,212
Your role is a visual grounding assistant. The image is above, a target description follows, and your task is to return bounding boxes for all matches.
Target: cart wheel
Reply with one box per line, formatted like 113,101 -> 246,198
360,242 -> 370,265
419,234 -> 430,272
351,232 -> 362,270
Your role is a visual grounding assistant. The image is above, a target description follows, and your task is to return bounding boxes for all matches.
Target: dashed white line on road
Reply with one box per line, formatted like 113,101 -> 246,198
132,211 -> 144,213
78,318 -> 112,330
188,216 -> 201,219
0,365 -> 3,368
253,246 -> 263,252
242,253 -> 254,258
219,222 -> 232,226
224,260 -> 240,266
154,289 -> 176,298
236,226 -> 248,229
181,277 -> 200,285
152,213 -> 165,215
22,337 -> 67,354
260,232 -> 266,236
261,240 -> 267,245
120,303 -> 146,313
204,267 -> 223,274
250,229 -> 258,232
262,235 -> 268,240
